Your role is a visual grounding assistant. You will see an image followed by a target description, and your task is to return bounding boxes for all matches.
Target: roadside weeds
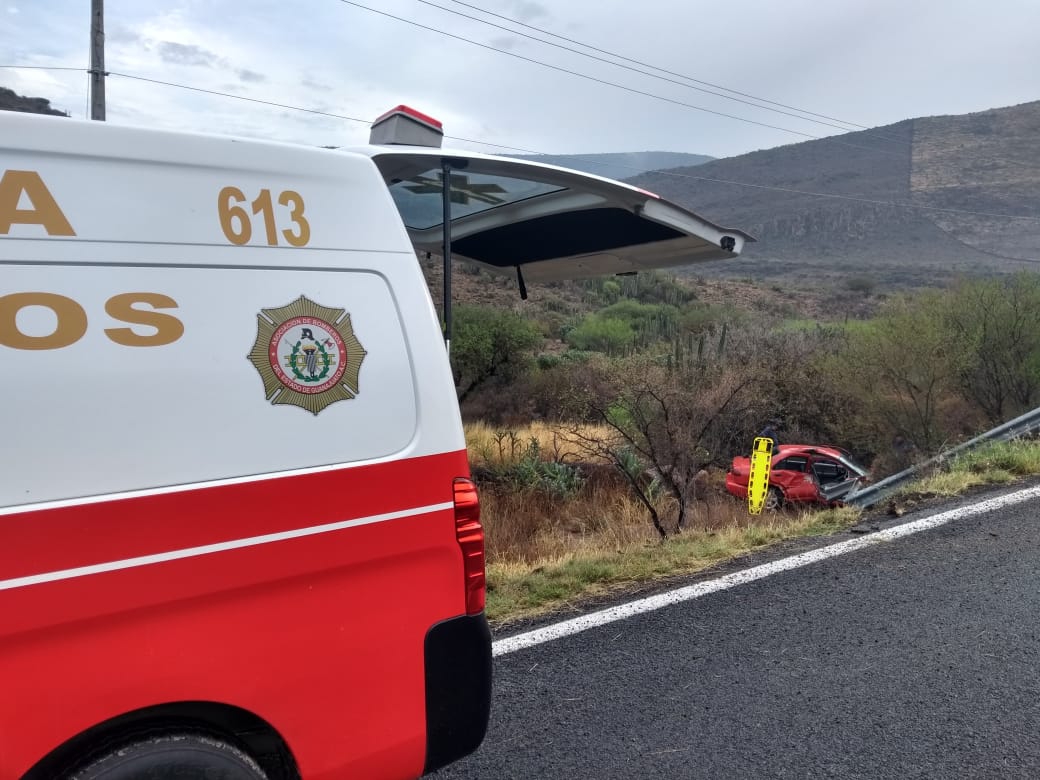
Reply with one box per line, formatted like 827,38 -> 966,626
481,439 -> 1040,624
486,507 -> 858,623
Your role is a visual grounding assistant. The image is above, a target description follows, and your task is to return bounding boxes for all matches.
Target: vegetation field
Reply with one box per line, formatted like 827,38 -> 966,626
471,428 -> 1040,623
451,271 -> 1040,622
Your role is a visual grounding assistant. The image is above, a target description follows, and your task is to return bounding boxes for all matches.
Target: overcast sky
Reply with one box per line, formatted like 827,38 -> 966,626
3,0 -> 1039,162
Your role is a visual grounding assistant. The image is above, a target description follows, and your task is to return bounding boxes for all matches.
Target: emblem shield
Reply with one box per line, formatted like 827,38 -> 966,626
247,295 -> 367,415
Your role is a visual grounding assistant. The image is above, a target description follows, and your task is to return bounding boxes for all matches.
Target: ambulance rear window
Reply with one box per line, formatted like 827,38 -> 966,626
388,169 -> 565,229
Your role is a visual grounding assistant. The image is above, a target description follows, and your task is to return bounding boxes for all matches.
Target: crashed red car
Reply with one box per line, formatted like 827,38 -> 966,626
725,444 -> 870,510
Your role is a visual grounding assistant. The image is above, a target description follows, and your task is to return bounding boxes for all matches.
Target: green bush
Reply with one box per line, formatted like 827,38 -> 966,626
452,304 -> 542,402
565,301 -> 681,354
566,316 -> 635,355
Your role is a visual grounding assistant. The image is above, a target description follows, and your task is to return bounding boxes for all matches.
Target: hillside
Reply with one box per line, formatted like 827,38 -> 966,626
0,86 -> 68,116
14,81 -> 1019,311
628,101 -> 1040,286
507,151 -> 713,179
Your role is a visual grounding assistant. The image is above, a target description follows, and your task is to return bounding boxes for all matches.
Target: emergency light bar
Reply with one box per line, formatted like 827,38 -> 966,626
370,105 -> 444,148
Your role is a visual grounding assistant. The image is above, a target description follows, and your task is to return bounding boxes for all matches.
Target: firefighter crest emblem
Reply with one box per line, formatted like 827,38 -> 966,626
247,295 -> 367,415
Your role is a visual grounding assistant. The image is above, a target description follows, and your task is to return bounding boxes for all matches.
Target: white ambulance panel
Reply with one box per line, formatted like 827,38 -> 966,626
1,263 -> 418,508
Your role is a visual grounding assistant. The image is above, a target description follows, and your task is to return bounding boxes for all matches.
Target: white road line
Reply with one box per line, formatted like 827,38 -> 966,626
492,484 -> 1040,657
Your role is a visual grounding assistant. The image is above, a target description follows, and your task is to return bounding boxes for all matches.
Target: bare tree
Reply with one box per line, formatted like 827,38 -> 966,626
562,357 -> 761,538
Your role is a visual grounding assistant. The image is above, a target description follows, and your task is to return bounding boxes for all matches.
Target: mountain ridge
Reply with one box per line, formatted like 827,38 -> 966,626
626,100 -> 1040,285
506,151 -> 713,179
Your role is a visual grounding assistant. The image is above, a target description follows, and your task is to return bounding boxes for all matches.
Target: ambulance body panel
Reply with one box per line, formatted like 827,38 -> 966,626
1,113 -> 480,780
0,110 -> 749,779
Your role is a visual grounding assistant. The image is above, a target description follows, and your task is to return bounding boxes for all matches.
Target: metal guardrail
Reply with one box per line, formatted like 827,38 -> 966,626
845,405 -> 1040,509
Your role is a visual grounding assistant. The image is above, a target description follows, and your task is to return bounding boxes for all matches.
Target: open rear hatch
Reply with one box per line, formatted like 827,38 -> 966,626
350,105 -> 752,345
360,148 -> 753,283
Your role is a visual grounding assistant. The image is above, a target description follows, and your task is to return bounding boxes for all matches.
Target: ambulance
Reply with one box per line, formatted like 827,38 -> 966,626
0,105 -> 751,779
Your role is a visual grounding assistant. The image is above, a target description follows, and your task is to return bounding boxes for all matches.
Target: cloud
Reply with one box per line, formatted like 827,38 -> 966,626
237,69 -> 267,83
489,36 -> 518,51
510,0 -> 548,22
108,25 -> 141,45
301,77 -> 333,92
157,41 -> 221,67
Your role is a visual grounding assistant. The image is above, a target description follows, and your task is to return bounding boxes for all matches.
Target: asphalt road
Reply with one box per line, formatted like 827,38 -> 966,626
439,488 -> 1040,779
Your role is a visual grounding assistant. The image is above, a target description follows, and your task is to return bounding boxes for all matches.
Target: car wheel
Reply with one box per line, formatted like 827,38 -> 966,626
70,732 -> 268,780
764,487 -> 784,511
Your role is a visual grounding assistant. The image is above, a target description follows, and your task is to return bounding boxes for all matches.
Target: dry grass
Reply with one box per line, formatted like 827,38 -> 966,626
484,502 -> 858,624
464,420 -> 864,621
467,429 -> 1040,623
482,482 -> 770,565
477,466 -> 859,622
465,421 -> 613,467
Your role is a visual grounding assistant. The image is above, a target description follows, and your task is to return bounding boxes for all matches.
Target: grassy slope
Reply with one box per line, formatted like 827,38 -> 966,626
486,439 -> 1040,624
486,508 -> 856,623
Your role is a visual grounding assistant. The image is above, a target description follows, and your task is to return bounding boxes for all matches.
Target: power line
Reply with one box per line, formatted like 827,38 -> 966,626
3,65 -> 415,136
0,65 -> 86,72
0,65 -> 86,118
2,65 -> 373,125
410,0 -> 912,148
2,65 -> 1036,222
440,0 -> 879,134
109,71 -> 372,124
332,0 -> 907,160
85,75 -> 1040,221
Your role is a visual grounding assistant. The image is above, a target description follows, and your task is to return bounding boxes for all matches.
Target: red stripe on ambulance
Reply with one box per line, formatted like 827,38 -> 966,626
0,450 -> 468,586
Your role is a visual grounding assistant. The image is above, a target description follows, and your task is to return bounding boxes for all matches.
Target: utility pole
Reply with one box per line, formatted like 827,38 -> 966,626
89,0 -> 106,120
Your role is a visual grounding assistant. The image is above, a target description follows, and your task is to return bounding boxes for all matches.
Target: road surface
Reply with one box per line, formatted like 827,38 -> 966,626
440,486 -> 1040,779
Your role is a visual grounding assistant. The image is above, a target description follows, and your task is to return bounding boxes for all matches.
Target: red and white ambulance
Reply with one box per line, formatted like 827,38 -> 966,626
0,106 -> 750,779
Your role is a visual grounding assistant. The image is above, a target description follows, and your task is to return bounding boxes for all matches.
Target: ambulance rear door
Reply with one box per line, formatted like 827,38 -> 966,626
359,148 -> 754,282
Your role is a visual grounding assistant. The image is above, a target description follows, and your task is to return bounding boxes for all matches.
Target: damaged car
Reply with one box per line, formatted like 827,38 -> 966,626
725,444 -> 870,510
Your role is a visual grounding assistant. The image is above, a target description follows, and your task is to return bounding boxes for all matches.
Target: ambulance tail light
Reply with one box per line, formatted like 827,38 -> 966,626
453,478 -> 486,615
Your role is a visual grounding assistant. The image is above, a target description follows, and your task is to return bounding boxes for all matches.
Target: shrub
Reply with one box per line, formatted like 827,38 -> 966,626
566,316 -> 635,355
451,304 -> 542,403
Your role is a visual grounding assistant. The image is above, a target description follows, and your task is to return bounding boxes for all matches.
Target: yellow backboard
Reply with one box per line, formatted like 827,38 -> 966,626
747,436 -> 774,514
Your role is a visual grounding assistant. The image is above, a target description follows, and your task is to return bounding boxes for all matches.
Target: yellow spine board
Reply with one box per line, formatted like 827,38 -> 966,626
747,436 -> 774,515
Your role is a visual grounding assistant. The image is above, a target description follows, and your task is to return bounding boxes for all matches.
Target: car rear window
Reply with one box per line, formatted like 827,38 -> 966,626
813,460 -> 848,481
775,456 -> 808,472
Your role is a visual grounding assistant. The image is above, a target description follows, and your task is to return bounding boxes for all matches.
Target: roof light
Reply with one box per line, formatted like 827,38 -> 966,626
370,104 -> 444,148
